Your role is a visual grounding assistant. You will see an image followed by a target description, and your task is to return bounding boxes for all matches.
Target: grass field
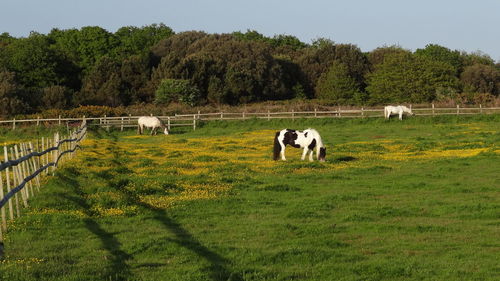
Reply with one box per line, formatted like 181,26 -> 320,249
0,115 -> 499,281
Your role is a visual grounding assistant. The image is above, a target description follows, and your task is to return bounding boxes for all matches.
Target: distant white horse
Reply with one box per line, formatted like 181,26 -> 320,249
137,116 -> 169,135
384,105 -> 414,120
273,128 -> 326,162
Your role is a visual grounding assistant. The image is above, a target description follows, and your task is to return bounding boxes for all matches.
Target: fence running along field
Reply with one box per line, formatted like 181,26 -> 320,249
0,120 -> 87,257
0,105 -> 499,132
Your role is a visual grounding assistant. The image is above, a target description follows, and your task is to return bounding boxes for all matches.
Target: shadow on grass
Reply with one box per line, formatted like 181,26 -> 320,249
334,156 -> 357,162
56,170 -> 132,281
108,176 -> 242,281
96,142 -> 243,281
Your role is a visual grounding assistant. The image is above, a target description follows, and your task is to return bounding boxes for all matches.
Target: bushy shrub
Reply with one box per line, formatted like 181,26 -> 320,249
155,79 -> 201,106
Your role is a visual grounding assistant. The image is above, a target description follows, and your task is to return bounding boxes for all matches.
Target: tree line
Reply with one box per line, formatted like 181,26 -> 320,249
1,24 -> 499,117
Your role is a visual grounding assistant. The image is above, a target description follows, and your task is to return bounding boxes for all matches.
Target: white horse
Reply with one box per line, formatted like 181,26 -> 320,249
137,116 -> 169,135
384,105 -> 414,120
273,128 -> 326,162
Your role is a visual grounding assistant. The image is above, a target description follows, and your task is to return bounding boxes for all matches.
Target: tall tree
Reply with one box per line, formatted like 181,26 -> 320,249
460,64 -> 500,96
114,23 -> 174,58
0,70 -> 27,116
415,44 -> 463,74
74,56 -> 125,106
315,60 -> 361,104
4,32 -> 61,89
366,52 -> 459,104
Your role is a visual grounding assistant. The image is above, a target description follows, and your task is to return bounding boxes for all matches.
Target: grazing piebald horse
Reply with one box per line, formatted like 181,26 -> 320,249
384,105 -> 414,120
137,116 -> 169,135
273,128 -> 326,162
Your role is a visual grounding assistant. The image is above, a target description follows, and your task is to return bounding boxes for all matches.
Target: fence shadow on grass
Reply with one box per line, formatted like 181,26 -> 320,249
106,175 -> 242,281
55,169 -> 133,281
93,139 -> 243,281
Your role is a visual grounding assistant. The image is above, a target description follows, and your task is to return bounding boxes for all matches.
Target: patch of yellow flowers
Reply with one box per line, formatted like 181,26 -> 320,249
37,126 -> 497,218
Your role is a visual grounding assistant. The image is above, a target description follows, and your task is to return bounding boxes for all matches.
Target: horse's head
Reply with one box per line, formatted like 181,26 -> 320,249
403,106 -> 414,115
164,128 -> 169,135
319,147 -> 326,162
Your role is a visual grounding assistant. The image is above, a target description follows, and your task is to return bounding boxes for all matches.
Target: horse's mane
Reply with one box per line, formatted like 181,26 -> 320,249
306,128 -> 324,148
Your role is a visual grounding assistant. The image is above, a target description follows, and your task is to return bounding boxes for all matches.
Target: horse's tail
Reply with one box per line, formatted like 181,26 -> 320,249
273,131 -> 281,160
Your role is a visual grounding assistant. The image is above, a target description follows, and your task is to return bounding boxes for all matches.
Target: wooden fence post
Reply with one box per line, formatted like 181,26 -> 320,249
12,118 -> 15,130
292,109 -> 295,120
0,166 -> 6,232
220,112 -> 224,120
267,110 -> 270,121
29,142 -> 41,192
338,106 -> 341,117
361,107 -> 364,118
37,116 -> 40,126
456,104 -> 460,115
53,132 -> 60,174
45,139 -> 50,175
104,115 -> 109,131
13,145 -> 29,205
193,115 -> 196,131
479,104 -> 482,114
11,147 -> 24,215
120,117 -> 124,132
58,115 -> 61,126
432,103 -> 435,116
167,117 -> 171,131
314,108 -> 317,118
3,146 -> 14,220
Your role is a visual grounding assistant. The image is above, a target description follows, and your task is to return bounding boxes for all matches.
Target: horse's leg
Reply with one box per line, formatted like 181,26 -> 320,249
399,112 -> 403,120
301,147 -> 308,160
281,145 -> 286,161
151,127 -> 155,136
308,149 -> 314,161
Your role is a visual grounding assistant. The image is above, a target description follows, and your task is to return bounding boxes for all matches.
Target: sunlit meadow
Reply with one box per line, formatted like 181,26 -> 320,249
1,115 -> 499,281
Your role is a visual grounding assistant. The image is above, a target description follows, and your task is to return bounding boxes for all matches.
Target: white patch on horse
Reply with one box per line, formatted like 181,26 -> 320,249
273,128 -> 326,162
384,105 -> 414,120
137,116 -> 169,135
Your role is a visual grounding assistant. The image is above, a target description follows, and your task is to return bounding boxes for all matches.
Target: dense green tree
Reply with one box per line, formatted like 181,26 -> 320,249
41,85 -> 72,109
297,40 -> 369,94
49,26 -> 118,74
120,55 -> 152,103
3,32 -> 61,89
155,79 -> 200,106
151,33 -> 296,104
460,64 -> 500,96
415,44 -> 463,74
114,24 -> 174,58
366,52 -> 459,104
367,46 -> 410,67
461,51 -> 495,67
316,60 -> 361,104
269,34 -> 306,50
74,56 -> 125,106
0,70 -> 27,116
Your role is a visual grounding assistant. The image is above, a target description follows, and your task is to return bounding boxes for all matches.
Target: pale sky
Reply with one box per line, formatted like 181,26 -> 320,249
1,0 -> 499,61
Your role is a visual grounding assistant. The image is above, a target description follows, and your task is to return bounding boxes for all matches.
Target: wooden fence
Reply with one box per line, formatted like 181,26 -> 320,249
0,120 -> 87,257
0,105 -> 499,132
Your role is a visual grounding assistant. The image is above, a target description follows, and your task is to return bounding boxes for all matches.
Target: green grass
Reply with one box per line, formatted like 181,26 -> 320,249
0,115 -> 499,281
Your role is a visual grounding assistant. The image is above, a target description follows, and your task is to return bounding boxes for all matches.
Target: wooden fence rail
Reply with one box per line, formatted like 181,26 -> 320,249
0,105 -> 499,132
0,120 -> 87,257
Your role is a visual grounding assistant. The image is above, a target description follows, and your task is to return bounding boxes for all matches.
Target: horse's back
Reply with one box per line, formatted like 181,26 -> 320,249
138,116 -> 161,127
